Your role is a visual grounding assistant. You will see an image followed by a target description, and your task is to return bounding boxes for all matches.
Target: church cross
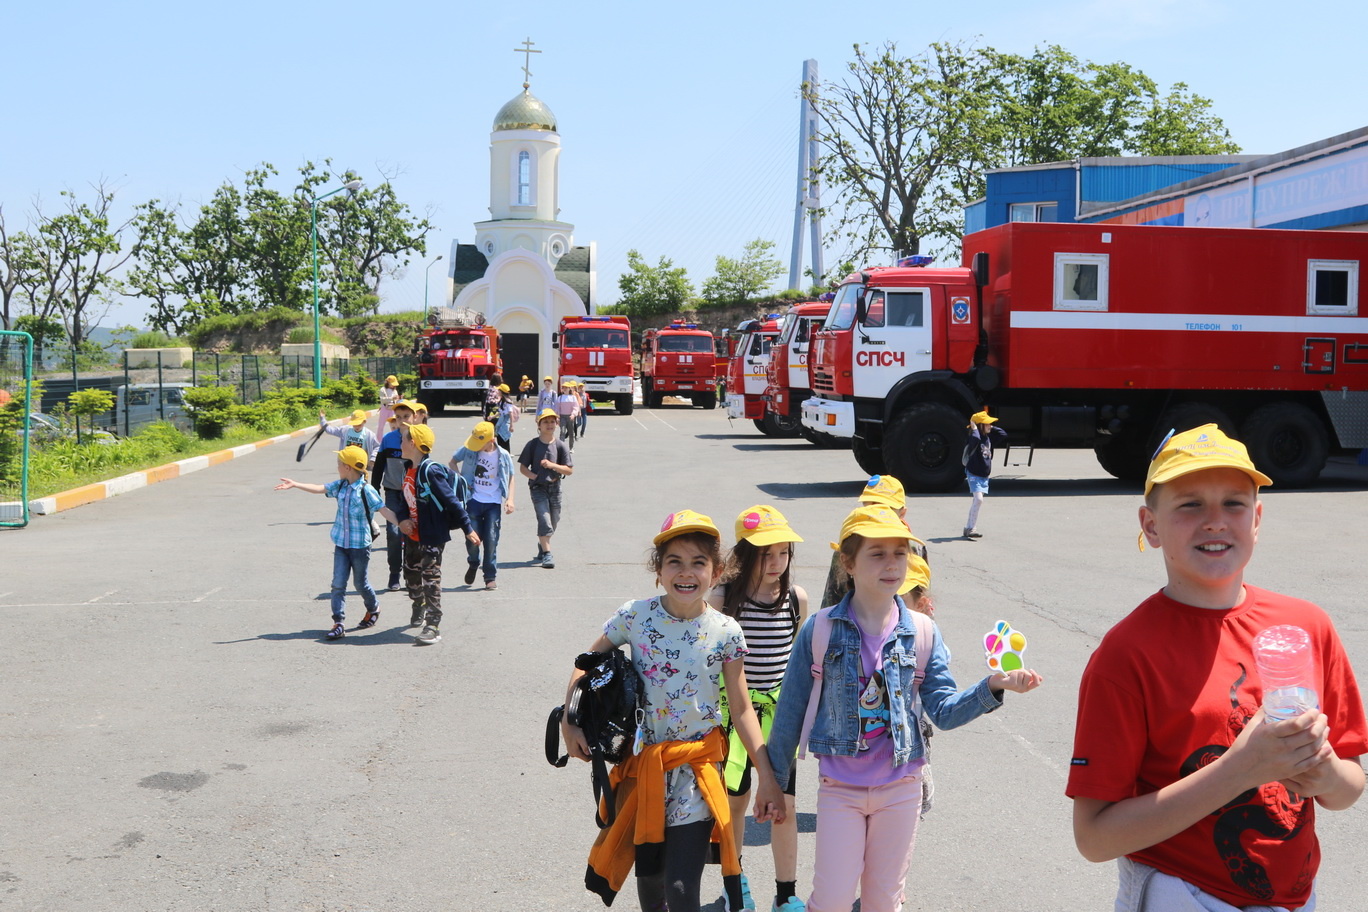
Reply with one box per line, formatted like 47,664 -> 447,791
514,37 -> 541,89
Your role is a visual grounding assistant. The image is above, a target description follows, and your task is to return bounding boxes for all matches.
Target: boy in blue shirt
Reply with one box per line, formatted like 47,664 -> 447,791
276,445 -> 398,639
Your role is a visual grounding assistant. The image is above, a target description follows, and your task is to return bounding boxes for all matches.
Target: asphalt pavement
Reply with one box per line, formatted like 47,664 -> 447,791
3,406 -> 1367,911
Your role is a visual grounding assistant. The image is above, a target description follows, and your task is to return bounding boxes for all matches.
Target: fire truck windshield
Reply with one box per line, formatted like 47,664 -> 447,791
657,335 -> 713,353
433,334 -> 485,350
565,328 -> 629,348
824,283 -> 860,331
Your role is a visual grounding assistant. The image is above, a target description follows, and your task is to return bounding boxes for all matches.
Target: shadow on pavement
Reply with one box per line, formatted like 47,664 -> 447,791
758,481 -> 863,500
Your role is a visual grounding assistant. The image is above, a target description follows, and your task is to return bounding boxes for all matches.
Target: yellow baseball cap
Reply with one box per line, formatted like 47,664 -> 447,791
498,383 -> 511,393
544,375 -> 553,382
832,504 -> 916,550
384,375 -> 398,385
1145,423 -> 1272,496
970,410 -> 997,425
654,509 -> 721,547
337,445 -> 368,471
465,421 -> 496,452
537,407 -> 559,422
347,409 -> 369,426
411,401 -> 429,413
859,474 -> 905,509
735,505 -> 804,548
407,424 -> 435,453
900,552 -> 931,595
393,399 -> 418,412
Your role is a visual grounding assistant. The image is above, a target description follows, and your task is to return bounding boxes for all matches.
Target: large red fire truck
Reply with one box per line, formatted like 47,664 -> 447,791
763,300 -> 842,446
416,308 -> 501,415
640,322 -> 718,409
803,221 -> 1368,490
553,315 -> 634,414
726,315 -> 795,435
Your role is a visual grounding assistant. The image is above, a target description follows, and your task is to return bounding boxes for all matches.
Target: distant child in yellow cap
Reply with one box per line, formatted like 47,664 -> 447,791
319,407 -> 379,464
561,510 -> 786,912
1068,424 -> 1367,910
962,409 -> 1006,540
766,504 -> 1041,912
517,408 -> 573,568
275,445 -> 398,639
710,505 -> 809,912
376,374 -> 401,433
518,374 -> 533,410
536,376 -> 557,414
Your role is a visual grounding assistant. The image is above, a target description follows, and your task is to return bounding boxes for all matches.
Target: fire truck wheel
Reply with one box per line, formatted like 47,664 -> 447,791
425,398 -> 445,416
851,435 -> 885,475
616,395 -> 634,415
1093,435 -> 1147,482
1241,402 -> 1329,487
697,392 -> 717,410
884,403 -> 966,493
760,410 -> 802,438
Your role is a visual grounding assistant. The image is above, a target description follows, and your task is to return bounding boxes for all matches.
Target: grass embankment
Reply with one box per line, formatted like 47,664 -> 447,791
23,409 -> 359,500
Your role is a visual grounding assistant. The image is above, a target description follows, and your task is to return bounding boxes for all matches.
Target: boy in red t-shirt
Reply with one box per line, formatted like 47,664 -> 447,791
1068,424 -> 1366,911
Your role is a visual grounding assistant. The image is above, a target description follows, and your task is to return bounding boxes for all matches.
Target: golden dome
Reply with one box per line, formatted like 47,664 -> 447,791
493,89 -> 558,132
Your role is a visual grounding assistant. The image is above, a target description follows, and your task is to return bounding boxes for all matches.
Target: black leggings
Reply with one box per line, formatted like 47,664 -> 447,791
635,819 -> 713,912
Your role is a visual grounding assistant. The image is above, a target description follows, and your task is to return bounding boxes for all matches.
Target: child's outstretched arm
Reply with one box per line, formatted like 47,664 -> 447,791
560,634 -> 615,762
988,668 -> 1044,696
721,659 -> 787,825
1073,708 -> 1336,863
275,478 -> 325,494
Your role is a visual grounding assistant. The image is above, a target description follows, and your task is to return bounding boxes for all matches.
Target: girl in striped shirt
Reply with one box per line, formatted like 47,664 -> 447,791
712,505 -> 810,912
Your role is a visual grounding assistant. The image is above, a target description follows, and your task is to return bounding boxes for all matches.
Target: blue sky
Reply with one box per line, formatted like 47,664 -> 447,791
7,0 -> 1365,329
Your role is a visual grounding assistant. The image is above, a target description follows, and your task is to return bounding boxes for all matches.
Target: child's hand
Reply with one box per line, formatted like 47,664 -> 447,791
503,501 -> 515,515
466,531 -> 481,546
992,668 -> 1044,694
274,478 -> 297,491
752,775 -> 786,825
1228,708 -> 1333,792
561,719 -> 592,762
318,410 -> 326,421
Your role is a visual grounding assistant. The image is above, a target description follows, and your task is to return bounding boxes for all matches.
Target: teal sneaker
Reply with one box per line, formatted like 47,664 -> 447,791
773,897 -> 806,912
723,873 -> 755,912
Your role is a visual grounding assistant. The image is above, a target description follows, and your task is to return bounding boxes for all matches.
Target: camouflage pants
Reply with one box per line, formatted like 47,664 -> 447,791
402,540 -> 445,626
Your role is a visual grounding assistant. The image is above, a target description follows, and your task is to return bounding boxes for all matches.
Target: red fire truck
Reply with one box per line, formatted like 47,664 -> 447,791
803,221 -> 1368,490
416,308 -> 501,415
726,315 -> 795,435
553,315 -> 634,414
763,300 -> 842,446
640,322 -> 718,409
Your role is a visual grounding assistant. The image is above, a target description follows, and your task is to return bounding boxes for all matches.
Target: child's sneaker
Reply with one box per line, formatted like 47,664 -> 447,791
386,575 -> 401,591
464,564 -> 478,585
357,610 -> 379,630
773,897 -> 806,912
542,551 -> 555,569
326,623 -> 345,640
723,873 -> 755,912
415,625 -> 441,645
409,608 -> 424,627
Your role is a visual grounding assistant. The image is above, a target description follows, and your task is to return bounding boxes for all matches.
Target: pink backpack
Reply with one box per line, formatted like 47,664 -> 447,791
797,605 -> 934,759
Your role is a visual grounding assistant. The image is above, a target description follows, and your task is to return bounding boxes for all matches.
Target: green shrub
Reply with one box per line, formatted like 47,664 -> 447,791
129,330 -> 185,348
285,326 -> 346,345
182,385 -> 238,438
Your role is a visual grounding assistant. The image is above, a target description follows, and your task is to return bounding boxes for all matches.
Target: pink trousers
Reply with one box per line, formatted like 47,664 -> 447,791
808,773 -> 923,912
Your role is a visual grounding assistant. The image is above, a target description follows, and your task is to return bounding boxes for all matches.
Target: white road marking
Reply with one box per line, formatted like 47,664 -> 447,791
631,414 -> 649,431
0,591 -> 12,600
649,411 -> 678,432
192,587 -> 223,602
84,590 -> 118,604
1009,730 -> 1066,780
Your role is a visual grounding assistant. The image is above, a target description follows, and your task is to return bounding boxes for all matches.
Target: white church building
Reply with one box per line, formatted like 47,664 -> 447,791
444,76 -> 596,385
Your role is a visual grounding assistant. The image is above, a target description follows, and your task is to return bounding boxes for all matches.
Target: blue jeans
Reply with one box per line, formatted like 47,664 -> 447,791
331,546 -> 378,622
465,499 -> 503,582
383,487 -> 405,580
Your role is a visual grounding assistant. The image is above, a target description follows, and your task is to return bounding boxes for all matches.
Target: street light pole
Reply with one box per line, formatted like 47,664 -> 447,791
311,179 -> 364,388
424,254 -> 444,312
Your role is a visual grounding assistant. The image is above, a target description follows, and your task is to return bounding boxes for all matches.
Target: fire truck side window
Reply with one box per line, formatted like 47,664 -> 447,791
749,335 -> 771,357
864,290 -> 887,327
826,284 -> 859,330
884,292 -> 924,327
1308,260 -> 1359,315
1053,253 -> 1109,311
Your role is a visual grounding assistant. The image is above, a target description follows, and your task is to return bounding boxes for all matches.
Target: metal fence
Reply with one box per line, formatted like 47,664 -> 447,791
30,346 -> 407,438
0,331 -> 34,528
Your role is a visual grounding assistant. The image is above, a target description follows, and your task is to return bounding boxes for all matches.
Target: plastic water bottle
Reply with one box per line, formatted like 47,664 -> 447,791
1252,625 -> 1320,724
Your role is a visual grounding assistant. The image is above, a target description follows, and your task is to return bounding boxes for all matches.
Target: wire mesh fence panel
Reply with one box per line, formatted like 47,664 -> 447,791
0,331 -> 35,527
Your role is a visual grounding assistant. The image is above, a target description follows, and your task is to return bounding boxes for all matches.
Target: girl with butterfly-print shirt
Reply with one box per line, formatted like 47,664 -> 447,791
562,510 -> 785,912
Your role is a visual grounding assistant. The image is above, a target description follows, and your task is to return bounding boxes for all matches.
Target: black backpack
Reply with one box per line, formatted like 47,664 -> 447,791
546,648 -> 644,828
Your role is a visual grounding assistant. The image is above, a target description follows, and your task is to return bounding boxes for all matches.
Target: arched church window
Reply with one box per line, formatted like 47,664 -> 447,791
517,151 -> 531,205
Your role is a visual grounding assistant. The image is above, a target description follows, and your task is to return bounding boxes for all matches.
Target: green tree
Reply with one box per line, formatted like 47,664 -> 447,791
808,41 -> 1241,263
616,250 -> 695,316
0,207 -> 39,332
702,239 -> 785,308
67,388 -> 114,437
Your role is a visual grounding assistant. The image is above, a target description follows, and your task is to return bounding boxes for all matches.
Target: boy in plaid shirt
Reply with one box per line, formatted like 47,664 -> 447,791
276,444 -> 398,639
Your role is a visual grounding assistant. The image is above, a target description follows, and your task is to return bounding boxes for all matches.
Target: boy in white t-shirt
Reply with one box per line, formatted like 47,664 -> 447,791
448,420 -> 516,590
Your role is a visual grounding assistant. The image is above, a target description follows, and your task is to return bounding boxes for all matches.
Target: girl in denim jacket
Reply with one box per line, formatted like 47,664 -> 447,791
765,505 -> 1042,912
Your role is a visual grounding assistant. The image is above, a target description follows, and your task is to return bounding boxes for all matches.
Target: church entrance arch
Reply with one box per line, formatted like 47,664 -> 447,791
500,333 -> 540,388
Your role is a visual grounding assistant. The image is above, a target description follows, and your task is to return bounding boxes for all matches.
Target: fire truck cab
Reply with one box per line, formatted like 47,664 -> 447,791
726,316 -> 795,435
640,322 -> 718,409
804,222 -> 1368,490
416,308 -> 500,415
554,315 -> 634,414
764,300 -> 839,446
